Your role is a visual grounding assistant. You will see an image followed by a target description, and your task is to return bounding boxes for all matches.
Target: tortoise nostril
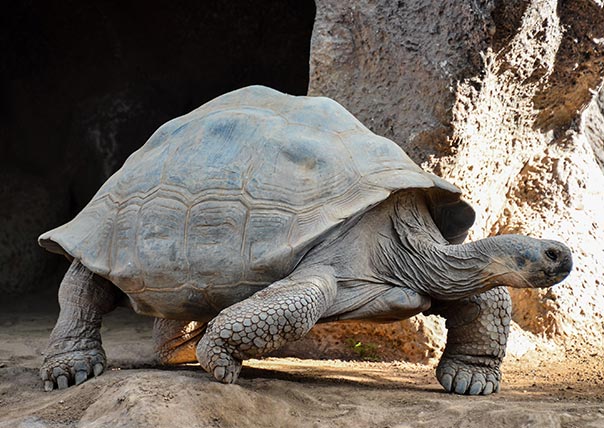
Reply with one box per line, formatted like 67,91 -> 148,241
545,248 -> 559,262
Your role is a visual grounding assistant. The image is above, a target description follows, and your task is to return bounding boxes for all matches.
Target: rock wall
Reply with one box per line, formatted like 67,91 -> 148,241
303,0 -> 604,360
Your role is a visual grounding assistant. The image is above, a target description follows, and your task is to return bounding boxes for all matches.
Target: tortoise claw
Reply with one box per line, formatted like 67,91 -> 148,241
437,356 -> 501,395
75,370 -> 88,385
40,346 -> 106,390
93,363 -> 104,377
57,375 -> 69,390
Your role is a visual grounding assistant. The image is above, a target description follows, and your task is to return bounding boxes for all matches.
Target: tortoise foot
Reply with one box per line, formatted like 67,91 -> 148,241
436,356 -> 501,395
196,268 -> 336,384
40,343 -> 106,391
196,335 -> 242,384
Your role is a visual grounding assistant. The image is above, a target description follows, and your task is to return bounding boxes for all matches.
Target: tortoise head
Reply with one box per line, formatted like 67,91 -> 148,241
479,235 -> 573,289
426,192 -> 571,289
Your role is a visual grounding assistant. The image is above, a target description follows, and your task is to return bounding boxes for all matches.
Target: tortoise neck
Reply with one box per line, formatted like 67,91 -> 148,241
377,192 -> 494,300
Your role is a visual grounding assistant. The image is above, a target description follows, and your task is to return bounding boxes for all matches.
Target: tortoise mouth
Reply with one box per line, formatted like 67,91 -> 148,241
547,269 -> 571,282
545,268 -> 571,279
532,267 -> 572,288
542,255 -> 573,284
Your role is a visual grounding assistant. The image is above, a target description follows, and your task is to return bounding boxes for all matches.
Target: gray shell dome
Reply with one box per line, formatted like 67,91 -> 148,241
39,86 -> 473,296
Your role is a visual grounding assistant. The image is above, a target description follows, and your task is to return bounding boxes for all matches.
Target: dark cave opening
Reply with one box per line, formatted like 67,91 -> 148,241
1,0 -> 316,297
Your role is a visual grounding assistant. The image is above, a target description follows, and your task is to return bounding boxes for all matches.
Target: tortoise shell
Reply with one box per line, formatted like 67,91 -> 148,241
39,86 -> 473,315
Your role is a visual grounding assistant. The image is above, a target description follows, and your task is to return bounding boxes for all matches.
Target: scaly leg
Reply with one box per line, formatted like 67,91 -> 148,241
153,319 -> 205,364
196,267 -> 337,383
40,259 -> 118,390
428,287 -> 511,395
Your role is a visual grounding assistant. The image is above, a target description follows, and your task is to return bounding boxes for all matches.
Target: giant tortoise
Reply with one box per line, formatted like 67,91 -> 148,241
39,85 -> 572,395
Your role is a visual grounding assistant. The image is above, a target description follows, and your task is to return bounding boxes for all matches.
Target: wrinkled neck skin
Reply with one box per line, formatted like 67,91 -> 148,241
303,189 -> 545,302
371,191 -> 515,301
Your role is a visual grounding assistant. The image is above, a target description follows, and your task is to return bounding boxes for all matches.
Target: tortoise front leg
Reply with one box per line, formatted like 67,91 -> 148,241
41,259 -> 118,390
427,287 -> 511,395
196,267 -> 337,383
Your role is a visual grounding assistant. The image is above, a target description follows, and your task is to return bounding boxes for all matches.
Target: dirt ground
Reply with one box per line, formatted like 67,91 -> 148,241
1,296 -> 604,428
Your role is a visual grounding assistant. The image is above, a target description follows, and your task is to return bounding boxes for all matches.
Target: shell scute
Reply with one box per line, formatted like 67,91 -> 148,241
246,209 -> 296,283
284,96 -> 368,134
134,197 -> 189,288
185,199 -> 247,286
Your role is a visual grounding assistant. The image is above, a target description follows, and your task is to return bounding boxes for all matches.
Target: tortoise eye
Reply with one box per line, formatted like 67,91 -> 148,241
544,248 -> 559,262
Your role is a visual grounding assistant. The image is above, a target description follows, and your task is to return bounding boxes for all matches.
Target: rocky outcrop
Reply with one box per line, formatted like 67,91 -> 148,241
308,0 -> 497,165
304,0 -> 604,360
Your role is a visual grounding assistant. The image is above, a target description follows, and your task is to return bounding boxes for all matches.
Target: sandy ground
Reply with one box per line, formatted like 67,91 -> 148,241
1,296 -> 604,428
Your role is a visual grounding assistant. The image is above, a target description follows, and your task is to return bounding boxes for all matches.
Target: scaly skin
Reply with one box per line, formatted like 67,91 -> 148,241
197,268 -> 337,383
429,287 -> 512,395
153,319 -> 205,365
40,260 -> 118,391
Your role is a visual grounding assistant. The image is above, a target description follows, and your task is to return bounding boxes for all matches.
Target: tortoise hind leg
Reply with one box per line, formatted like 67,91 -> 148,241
197,267 -> 337,383
428,287 -> 511,395
153,319 -> 205,364
41,259 -> 118,390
